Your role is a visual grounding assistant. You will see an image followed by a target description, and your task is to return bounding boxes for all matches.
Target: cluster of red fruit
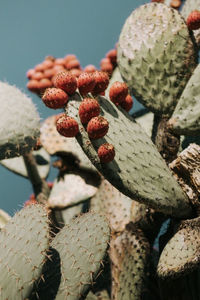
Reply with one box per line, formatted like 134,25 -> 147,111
26,47 -> 117,95
40,69 -> 133,163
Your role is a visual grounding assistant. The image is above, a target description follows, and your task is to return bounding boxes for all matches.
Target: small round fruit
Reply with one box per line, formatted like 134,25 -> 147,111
87,116 -> 109,139
79,98 -> 100,124
54,71 -> 77,94
120,94 -> 133,112
42,88 -> 68,109
187,10 -> 200,30
98,143 -> 115,163
77,72 -> 96,96
56,114 -> 79,137
109,81 -> 128,104
92,71 -> 109,95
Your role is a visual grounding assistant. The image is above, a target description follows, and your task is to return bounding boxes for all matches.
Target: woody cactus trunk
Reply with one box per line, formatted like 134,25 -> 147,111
0,1 -> 200,299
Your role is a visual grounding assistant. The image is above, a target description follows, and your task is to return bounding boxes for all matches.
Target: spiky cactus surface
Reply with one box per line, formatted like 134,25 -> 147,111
1,1 -> 200,299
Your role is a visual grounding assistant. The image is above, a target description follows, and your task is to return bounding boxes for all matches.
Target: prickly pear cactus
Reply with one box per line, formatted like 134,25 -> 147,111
0,82 -> 40,160
67,94 -> 191,218
0,205 -> 50,300
117,3 -> 198,115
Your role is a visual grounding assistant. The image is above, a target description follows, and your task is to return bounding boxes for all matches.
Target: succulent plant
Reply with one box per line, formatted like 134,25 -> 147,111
1,0 -> 200,299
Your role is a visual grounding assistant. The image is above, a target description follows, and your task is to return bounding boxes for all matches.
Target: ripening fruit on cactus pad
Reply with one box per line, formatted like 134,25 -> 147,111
98,143 -> 115,163
187,11 -> 200,30
109,81 -> 128,104
56,114 -> 79,137
92,71 -> 109,95
54,71 -> 77,94
78,98 -> 100,124
42,88 -> 68,109
120,94 -> 133,112
77,72 -> 96,96
87,116 -> 109,139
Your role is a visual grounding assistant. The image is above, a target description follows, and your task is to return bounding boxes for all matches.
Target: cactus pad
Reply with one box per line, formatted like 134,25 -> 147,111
0,205 -> 50,299
0,82 -> 40,160
157,217 -> 200,278
66,94 -> 191,218
168,64 -> 200,135
117,3 -> 197,115
110,225 -> 150,299
48,174 -> 97,208
90,179 -> 133,232
51,212 -> 110,299
0,147 -> 50,179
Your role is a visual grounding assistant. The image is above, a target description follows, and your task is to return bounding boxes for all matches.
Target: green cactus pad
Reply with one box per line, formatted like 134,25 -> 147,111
66,94 -> 191,218
0,205 -> 50,299
0,209 -> 11,229
117,3 -> 197,116
51,212 -> 110,299
0,82 -> 40,160
48,174 -> 97,208
90,179 -> 133,232
110,225 -> 150,300
40,114 -> 95,169
0,147 -> 50,179
157,217 -> 200,278
168,64 -> 200,135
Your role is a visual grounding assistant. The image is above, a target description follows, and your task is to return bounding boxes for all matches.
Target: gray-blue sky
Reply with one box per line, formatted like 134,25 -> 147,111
0,0 -> 146,215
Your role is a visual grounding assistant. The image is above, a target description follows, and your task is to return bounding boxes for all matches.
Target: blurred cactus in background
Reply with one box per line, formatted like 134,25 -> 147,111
0,0 -> 200,299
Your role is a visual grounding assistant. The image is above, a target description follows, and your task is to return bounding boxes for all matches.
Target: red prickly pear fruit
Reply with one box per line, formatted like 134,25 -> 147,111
151,0 -> 164,2
42,88 -> 68,109
54,58 -> 66,66
43,59 -> 54,69
32,71 -> 44,81
65,59 -> 81,70
106,49 -> 117,65
38,78 -> 52,90
98,143 -> 115,163
56,114 -> 79,137
87,116 -> 109,139
92,71 -> 109,95
44,68 -> 56,79
27,79 -> 40,92
64,54 -> 77,63
70,68 -> 82,78
26,69 -> 35,79
109,81 -> 128,104
100,62 -> 113,76
78,98 -> 100,124
54,71 -> 77,95
84,65 -> 96,73
187,11 -> 200,30
35,63 -> 45,72
77,72 -> 96,96
100,58 -> 111,66
120,94 -> 133,112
